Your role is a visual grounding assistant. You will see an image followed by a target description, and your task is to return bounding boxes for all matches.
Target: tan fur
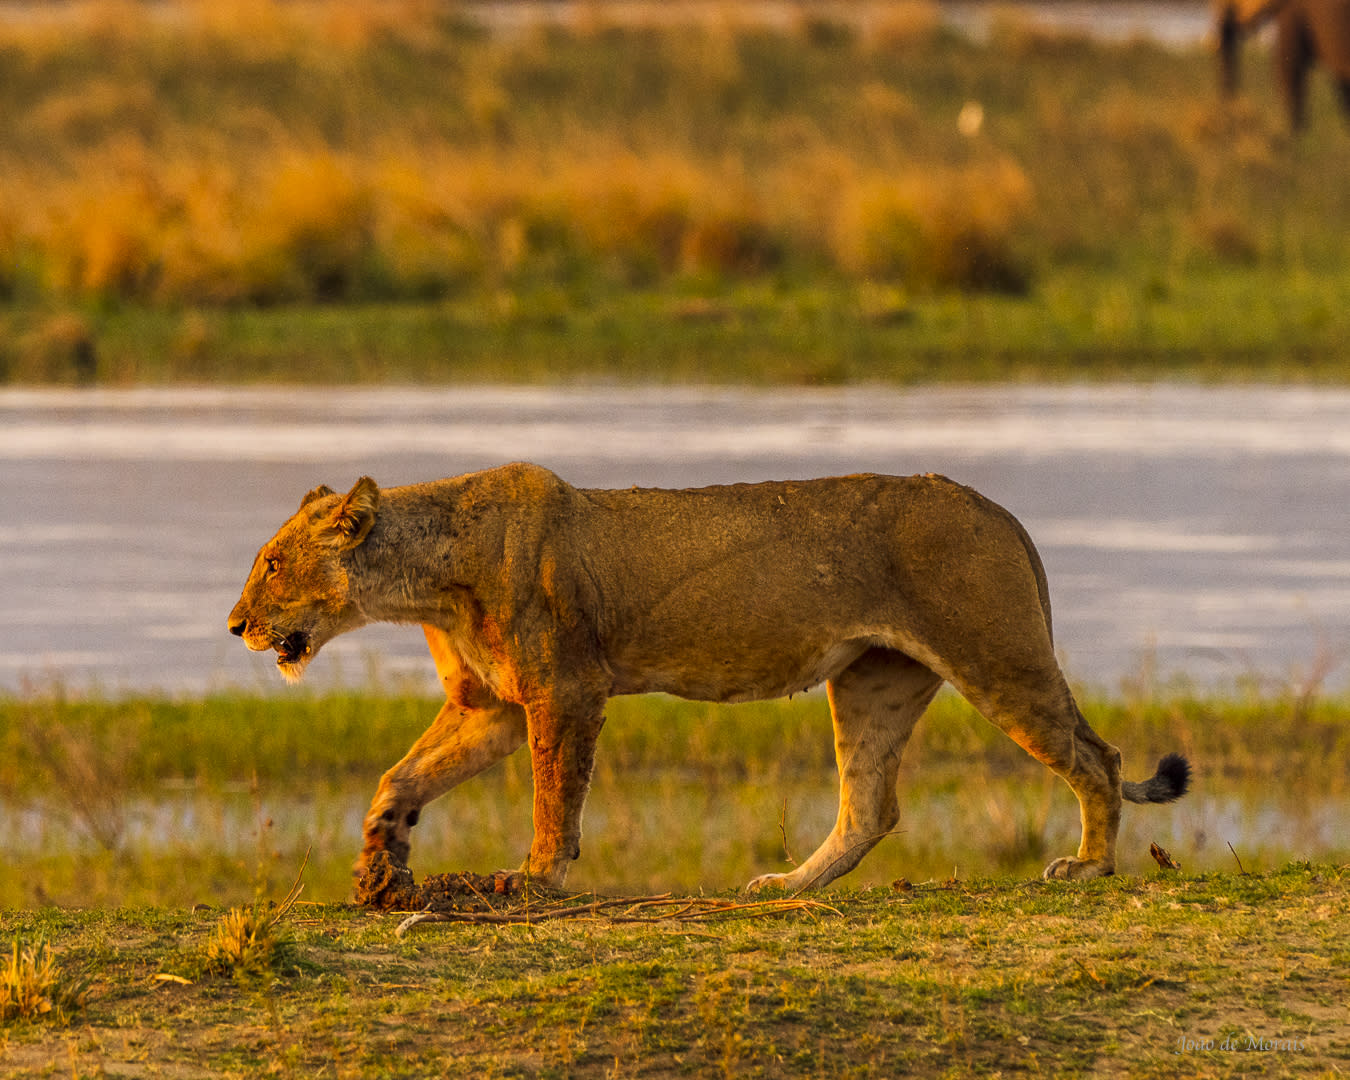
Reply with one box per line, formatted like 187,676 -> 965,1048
228,463 -> 1187,890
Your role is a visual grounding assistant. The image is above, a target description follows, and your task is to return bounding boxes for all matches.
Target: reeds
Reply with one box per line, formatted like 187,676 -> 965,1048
5,142 -> 1036,305
3,684 -> 1348,908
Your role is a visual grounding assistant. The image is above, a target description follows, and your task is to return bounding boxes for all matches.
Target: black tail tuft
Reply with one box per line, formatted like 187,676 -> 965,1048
1123,752 -> 1192,805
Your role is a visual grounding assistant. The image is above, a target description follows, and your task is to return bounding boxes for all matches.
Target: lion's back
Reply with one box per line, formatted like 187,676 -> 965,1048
572,471 -> 1037,630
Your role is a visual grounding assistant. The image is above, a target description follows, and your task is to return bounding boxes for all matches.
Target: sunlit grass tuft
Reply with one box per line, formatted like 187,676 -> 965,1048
0,937 -> 89,1024
831,159 -> 1034,292
201,906 -> 293,979
201,853 -> 307,979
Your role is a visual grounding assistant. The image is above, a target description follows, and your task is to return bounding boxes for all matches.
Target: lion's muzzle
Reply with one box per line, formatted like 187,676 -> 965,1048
226,609 -> 272,653
228,608 -> 309,664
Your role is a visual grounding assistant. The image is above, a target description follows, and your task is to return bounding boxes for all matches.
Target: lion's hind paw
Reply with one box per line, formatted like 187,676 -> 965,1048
744,872 -> 794,894
1042,856 -> 1113,881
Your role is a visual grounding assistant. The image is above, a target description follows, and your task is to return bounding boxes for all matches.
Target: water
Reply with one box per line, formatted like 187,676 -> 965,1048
0,0 -> 1218,47
2,384 -> 1348,696
469,1 -> 1215,48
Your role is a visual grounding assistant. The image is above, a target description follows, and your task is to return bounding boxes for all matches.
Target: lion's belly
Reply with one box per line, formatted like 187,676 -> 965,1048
606,637 -> 876,703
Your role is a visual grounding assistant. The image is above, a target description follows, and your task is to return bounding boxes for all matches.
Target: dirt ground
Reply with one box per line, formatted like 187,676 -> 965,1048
352,850 -> 522,913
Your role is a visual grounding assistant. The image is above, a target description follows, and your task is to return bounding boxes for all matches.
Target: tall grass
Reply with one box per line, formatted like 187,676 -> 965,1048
3,0 -> 1344,321
4,686 -> 1349,798
3,687 -> 1348,906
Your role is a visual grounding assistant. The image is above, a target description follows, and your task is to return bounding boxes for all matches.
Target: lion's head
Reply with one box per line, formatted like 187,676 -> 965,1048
228,477 -> 379,683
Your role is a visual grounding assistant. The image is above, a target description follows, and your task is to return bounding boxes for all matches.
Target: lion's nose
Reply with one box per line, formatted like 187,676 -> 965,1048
228,614 -> 247,637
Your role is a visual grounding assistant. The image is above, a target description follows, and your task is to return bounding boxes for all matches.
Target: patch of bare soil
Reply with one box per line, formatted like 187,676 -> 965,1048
353,850 -> 522,912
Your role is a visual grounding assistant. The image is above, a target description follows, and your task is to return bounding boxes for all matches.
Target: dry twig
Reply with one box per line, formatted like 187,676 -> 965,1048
394,892 -> 841,937
778,799 -> 797,867
1148,842 -> 1181,871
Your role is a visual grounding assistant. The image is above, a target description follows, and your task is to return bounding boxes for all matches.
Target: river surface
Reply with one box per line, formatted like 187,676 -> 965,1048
467,1 -> 1215,47
2,384 -> 1347,697
0,1 -> 1218,47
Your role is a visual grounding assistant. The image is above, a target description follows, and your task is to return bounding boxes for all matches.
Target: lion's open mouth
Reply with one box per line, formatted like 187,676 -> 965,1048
275,631 -> 311,666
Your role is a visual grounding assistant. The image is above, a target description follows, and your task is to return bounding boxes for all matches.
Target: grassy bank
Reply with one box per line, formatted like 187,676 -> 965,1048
2,1 -> 1349,383
8,270 -> 1350,385
1,864 -> 1346,1077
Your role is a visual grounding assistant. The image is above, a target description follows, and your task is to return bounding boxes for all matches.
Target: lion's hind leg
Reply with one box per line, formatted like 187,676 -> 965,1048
1036,708 -> 1124,882
747,647 -> 942,893
956,672 -> 1124,882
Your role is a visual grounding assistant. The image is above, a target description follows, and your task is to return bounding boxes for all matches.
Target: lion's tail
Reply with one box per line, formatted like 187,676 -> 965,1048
1122,753 -> 1192,804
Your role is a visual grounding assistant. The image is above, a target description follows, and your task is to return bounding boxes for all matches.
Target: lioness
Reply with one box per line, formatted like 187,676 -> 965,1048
228,464 -> 1189,891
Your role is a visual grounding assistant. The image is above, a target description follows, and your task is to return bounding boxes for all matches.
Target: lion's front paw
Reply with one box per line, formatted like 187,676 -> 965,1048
1042,857 -> 1114,881
357,803 -> 420,877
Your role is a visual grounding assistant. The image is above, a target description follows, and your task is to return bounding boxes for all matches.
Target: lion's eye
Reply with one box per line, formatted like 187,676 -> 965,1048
264,555 -> 281,576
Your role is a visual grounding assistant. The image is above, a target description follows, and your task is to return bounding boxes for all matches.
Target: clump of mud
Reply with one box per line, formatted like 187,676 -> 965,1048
354,850 -> 521,913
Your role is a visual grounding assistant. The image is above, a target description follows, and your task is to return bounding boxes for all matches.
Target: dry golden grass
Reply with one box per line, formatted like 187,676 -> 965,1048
201,852 -> 306,979
832,157 -> 1033,290
8,133 -> 1039,304
3,0 -> 1346,392
0,0 -> 1046,304
0,937 -> 89,1024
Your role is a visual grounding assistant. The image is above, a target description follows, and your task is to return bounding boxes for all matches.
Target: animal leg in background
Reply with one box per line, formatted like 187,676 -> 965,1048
1278,7 -> 1319,129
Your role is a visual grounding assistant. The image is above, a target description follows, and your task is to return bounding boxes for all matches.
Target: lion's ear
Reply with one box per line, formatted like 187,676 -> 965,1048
300,484 -> 336,511
318,477 -> 379,549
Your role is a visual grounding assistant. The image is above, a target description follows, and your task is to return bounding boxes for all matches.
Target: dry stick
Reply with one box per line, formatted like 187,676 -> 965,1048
669,899 -> 843,922
617,897 -> 698,921
271,846 -> 311,925
1227,841 -> 1249,876
395,894 -> 841,936
395,895 -> 671,936
778,799 -> 797,867
613,897 -> 843,923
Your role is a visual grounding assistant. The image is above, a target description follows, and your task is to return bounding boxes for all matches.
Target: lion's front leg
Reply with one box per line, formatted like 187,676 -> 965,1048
357,698 -> 527,875
519,693 -> 607,888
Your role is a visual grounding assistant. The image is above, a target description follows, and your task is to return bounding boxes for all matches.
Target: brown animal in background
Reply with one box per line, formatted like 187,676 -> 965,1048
1218,0 -> 1350,129
228,464 -> 1189,891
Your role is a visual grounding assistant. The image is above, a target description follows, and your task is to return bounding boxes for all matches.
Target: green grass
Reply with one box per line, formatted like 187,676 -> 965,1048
7,685 -> 1350,798
2,688 -> 1347,908
4,689 -> 1346,1070
8,266 -> 1350,385
1,864 -> 1346,1077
